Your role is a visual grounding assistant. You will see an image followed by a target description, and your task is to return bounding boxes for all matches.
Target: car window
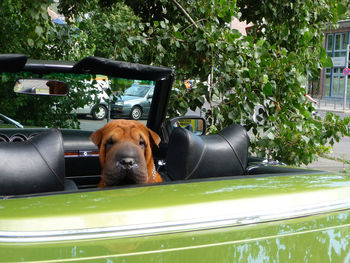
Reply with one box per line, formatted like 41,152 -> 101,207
124,85 -> 152,97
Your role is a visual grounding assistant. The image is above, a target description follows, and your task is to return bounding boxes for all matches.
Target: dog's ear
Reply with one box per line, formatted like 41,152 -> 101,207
148,128 -> 161,147
90,128 -> 103,147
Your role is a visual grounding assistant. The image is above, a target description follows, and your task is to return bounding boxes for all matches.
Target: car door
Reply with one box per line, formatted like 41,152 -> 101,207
2,173 -> 350,262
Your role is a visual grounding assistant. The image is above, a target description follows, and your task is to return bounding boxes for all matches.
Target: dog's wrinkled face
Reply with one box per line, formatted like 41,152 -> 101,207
90,120 -> 161,187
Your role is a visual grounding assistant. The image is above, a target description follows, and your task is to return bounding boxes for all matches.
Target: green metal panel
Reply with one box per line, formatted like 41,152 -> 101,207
3,210 -> 350,262
1,172 -> 350,262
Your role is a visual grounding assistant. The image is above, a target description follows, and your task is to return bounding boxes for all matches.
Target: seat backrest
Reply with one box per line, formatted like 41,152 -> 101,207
166,124 -> 249,180
0,129 -> 65,196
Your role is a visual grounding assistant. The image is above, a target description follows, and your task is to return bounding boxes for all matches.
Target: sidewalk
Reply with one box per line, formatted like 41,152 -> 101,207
306,157 -> 349,173
316,98 -> 350,116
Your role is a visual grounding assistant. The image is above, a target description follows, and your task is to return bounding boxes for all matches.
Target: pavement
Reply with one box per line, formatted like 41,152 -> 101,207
305,156 -> 349,173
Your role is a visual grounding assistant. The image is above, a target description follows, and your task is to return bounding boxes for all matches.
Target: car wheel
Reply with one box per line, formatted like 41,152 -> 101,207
130,106 -> 142,120
92,104 -> 107,120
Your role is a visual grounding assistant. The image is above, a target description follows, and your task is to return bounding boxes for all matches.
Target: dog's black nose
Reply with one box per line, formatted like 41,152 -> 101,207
119,158 -> 136,169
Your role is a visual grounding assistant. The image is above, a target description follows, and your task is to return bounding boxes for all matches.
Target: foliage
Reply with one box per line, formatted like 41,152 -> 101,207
0,0 -> 102,128
0,1 -> 53,57
1,0 -> 350,165
130,0 -> 349,165
75,2 -> 143,61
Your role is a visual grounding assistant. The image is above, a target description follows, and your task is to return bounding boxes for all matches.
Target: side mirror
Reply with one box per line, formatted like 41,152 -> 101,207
164,116 -> 206,140
14,79 -> 68,96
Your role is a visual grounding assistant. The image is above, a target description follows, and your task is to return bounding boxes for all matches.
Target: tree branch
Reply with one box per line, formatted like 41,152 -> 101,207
170,0 -> 199,29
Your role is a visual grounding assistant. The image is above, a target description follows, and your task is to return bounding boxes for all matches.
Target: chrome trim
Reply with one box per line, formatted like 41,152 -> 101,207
64,155 -> 99,158
64,150 -> 99,158
27,133 -> 39,140
0,134 -> 9,142
9,133 -> 27,142
1,199 -> 350,243
79,150 -> 99,157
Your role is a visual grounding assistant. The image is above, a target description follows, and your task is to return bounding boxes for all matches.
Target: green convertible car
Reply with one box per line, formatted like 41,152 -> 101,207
1,54 -> 350,262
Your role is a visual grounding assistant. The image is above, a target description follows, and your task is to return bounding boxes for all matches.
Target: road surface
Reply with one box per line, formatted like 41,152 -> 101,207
78,116 -> 146,131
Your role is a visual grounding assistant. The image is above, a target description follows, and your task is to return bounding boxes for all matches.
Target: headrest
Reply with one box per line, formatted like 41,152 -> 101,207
0,129 -> 65,196
166,124 -> 249,180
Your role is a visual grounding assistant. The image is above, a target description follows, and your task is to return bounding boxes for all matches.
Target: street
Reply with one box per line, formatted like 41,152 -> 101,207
78,116 -> 147,131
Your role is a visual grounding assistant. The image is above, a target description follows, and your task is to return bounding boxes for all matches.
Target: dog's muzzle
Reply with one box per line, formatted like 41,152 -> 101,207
103,142 -> 148,186
117,157 -> 138,170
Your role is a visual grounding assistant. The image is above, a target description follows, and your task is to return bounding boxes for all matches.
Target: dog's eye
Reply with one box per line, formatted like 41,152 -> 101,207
139,139 -> 146,149
106,138 -> 114,151
106,138 -> 114,145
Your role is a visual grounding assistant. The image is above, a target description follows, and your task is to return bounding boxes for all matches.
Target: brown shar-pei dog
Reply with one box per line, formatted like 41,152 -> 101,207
90,119 -> 163,187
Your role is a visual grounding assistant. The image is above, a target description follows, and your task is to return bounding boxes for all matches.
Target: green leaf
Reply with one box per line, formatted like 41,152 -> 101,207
337,4 -> 347,16
195,40 -> 206,51
35,26 -> 43,35
228,111 -> 235,120
263,83 -> 273,96
256,38 -> 265,47
324,56 -> 333,68
160,21 -> 166,29
301,135 -> 310,144
227,59 -> 234,66
179,101 -> 188,109
27,38 -> 34,47
266,132 -> 275,140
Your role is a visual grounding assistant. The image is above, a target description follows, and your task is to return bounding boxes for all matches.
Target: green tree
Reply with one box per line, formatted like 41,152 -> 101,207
77,2 -> 143,61
0,0 -> 100,128
94,0 -> 350,165
2,0 -> 350,165
0,1 -> 53,57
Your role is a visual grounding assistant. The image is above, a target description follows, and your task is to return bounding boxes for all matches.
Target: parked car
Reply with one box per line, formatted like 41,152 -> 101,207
111,84 -> 154,120
71,76 -> 110,120
1,54 -> 350,262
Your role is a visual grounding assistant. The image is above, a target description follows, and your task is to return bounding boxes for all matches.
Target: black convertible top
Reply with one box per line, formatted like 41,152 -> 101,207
0,54 -> 28,73
74,57 -> 173,81
0,54 -> 174,133
0,54 -> 174,81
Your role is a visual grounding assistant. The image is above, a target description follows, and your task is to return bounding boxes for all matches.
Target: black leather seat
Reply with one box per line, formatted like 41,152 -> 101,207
166,124 -> 249,180
0,129 -> 77,196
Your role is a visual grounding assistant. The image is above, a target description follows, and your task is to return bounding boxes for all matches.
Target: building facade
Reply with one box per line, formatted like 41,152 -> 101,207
320,20 -> 350,104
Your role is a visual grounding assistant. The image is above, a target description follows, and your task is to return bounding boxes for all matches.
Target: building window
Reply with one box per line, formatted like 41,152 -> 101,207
332,76 -> 344,97
327,34 -> 333,51
334,33 -> 347,57
324,74 -> 331,96
342,33 -> 347,49
335,34 -> 341,50
322,27 -> 349,100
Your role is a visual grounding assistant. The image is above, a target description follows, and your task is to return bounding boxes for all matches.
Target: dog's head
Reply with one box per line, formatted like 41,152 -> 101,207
90,120 -> 161,187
